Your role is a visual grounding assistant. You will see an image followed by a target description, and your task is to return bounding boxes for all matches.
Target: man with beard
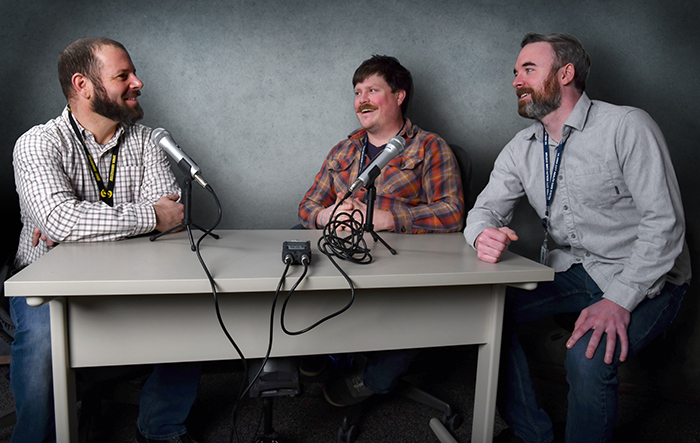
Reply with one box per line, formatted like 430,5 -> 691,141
11,38 -> 200,443
298,55 -> 464,406
465,33 -> 690,443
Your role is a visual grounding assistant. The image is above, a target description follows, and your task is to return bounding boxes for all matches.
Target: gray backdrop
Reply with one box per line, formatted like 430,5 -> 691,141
2,0 -> 699,397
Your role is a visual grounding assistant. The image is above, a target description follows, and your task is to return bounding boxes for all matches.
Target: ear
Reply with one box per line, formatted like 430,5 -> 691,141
560,63 -> 576,87
395,89 -> 406,106
71,73 -> 93,100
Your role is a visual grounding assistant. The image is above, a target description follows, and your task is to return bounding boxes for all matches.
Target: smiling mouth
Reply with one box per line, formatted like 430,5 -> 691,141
357,104 -> 378,114
124,91 -> 141,102
516,88 -> 533,101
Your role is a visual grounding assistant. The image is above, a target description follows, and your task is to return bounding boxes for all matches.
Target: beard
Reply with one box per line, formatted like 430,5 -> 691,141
517,69 -> 562,120
91,81 -> 144,126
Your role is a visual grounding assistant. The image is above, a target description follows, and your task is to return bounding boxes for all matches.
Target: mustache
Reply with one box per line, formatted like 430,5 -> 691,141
357,103 -> 379,113
124,90 -> 142,99
516,87 -> 534,98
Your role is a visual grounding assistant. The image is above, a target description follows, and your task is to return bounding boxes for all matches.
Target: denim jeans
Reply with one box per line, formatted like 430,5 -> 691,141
499,265 -> 685,443
9,296 -> 201,442
362,349 -> 420,394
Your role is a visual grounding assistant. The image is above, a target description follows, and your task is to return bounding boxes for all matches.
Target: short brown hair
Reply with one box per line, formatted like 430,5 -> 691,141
521,33 -> 591,92
353,55 -> 413,116
58,37 -> 127,100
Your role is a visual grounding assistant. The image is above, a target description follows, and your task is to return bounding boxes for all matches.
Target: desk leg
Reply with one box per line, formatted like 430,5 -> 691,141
50,298 -> 78,443
471,284 -> 506,443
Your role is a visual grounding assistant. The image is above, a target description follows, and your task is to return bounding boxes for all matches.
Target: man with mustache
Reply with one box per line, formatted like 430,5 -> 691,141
11,37 -> 200,443
465,33 -> 690,443
298,55 -> 465,405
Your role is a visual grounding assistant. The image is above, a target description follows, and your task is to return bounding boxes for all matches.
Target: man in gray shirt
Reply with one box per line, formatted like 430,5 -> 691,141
465,33 -> 691,443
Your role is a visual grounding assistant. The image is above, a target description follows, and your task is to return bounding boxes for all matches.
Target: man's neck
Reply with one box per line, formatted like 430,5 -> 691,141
366,119 -> 404,147
69,102 -> 119,145
539,91 -> 582,141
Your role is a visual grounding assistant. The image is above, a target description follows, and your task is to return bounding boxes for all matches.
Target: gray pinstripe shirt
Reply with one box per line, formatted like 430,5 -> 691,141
465,94 -> 691,312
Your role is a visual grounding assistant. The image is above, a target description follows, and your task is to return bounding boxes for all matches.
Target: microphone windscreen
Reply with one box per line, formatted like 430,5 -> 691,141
151,128 -> 169,145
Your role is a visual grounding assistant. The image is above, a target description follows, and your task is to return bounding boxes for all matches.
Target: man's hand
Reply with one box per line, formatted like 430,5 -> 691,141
474,227 -> 518,263
566,298 -> 631,364
154,194 -> 184,233
316,195 -> 355,228
350,198 -> 395,232
32,228 -> 57,248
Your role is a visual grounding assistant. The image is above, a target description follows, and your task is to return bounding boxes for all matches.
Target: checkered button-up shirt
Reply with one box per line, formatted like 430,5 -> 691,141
298,119 -> 464,233
13,106 -> 180,268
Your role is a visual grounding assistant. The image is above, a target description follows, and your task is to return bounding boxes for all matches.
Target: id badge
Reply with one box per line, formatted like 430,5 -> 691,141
539,237 -> 549,266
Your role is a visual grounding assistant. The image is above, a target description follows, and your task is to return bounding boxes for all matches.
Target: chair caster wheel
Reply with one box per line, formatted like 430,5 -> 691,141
443,413 -> 463,431
337,424 -> 359,443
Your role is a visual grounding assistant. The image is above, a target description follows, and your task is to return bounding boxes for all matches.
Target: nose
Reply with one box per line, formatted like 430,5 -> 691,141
512,74 -> 521,89
130,73 -> 143,90
356,90 -> 369,103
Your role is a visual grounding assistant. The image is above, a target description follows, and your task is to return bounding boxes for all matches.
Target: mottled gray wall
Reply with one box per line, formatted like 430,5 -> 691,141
1,0 -> 699,394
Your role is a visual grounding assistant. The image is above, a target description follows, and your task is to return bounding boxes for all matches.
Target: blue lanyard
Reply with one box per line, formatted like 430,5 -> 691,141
539,130 -> 564,265
542,130 -> 564,232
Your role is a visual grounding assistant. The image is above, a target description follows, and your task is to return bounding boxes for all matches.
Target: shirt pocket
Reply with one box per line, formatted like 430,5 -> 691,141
381,156 -> 424,198
328,157 -> 356,191
569,163 -> 629,209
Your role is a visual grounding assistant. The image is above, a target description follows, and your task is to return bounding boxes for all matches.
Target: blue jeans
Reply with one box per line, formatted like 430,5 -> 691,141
9,296 -> 201,442
362,349 -> 420,394
499,265 -> 685,443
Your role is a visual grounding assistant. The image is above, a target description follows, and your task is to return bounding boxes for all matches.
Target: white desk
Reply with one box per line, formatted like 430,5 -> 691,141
4,229 -> 553,443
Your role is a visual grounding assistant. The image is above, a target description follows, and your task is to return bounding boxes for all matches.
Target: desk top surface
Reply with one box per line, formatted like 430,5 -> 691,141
5,229 -> 553,297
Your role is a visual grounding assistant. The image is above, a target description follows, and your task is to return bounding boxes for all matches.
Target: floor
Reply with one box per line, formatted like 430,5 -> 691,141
1,345 -> 699,442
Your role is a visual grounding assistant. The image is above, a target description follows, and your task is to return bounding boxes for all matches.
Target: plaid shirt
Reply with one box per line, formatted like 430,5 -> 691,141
13,106 -> 180,268
298,119 -> 464,233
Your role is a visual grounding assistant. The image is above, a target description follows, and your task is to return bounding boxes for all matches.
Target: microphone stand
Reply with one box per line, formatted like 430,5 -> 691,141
363,179 -> 397,255
150,176 -> 219,251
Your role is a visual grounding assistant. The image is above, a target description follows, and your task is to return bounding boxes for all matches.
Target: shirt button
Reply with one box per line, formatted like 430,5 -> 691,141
563,205 -> 569,210
585,252 -> 591,257
570,233 -> 577,238
576,258 -> 582,262
401,227 -> 407,233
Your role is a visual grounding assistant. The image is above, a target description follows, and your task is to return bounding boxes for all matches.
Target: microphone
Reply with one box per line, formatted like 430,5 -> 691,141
152,128 -> 208,188
346,136 -> 406,196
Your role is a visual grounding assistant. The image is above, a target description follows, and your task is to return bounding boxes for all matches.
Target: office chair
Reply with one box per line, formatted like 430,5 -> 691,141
247,357 -> 301,443
448,144 -> 473,228
334,351 -> 464,443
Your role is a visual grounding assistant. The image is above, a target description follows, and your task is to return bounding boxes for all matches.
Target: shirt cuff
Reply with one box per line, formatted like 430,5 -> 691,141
602,278 -> 644,312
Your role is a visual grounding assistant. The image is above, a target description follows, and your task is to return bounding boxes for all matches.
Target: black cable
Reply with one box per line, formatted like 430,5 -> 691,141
280,256 -> 356,335
188,184 -> 248,443
232,257 -> 292,443
318,194 -> 373,264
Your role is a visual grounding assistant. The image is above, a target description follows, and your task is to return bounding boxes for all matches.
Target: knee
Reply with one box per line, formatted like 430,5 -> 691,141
564,338 -> 618,388
10,301 -> 52,363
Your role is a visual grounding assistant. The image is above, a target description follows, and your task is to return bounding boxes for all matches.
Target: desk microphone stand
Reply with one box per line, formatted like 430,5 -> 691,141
150,176 -> 219,251
363,181 -> 397,255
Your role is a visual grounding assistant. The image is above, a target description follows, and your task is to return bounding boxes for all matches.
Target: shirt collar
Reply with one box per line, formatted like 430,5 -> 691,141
521,92 -> 592,142
62,105 -> 126,149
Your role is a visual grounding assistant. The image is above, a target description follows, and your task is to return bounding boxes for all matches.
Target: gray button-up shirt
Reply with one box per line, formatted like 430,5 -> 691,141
465,93 -> 691,312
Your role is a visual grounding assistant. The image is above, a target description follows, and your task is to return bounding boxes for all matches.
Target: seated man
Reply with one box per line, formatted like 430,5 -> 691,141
465,33 -> 690,443
298,55 -> 465,405
11,37 -> 200,443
